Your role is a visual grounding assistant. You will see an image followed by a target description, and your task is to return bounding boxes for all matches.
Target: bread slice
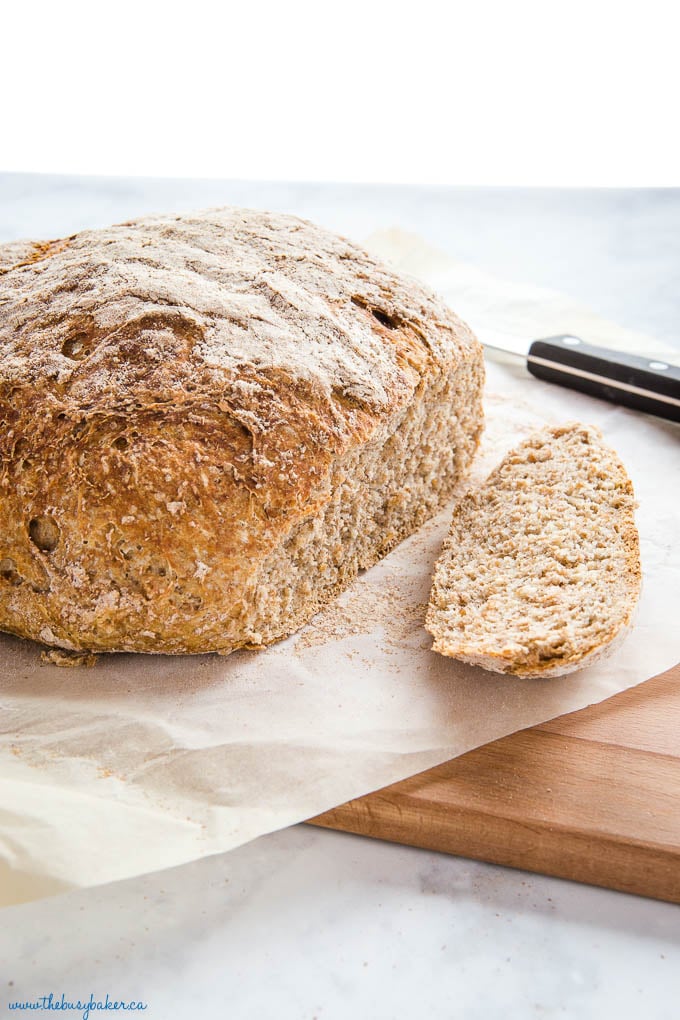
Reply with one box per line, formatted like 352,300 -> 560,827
426,423 -> 641,678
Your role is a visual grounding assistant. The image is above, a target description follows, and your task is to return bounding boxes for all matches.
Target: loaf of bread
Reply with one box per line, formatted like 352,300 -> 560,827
426,423 -> 641,678
0,208 -> 484,654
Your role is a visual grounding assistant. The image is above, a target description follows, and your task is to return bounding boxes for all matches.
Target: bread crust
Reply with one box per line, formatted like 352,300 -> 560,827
0,207 -> 484,653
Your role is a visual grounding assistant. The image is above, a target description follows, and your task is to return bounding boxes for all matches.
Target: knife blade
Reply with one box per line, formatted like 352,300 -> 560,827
481,331 -> 680,424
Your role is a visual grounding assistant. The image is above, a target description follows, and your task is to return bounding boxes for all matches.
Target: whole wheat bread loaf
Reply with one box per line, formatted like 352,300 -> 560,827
0,207 -> 484,654
426,423 -> 641,678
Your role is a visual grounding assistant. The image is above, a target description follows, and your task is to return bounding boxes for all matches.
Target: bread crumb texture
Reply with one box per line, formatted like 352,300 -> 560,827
426,423 -> 641,678
0,207 -> 484,654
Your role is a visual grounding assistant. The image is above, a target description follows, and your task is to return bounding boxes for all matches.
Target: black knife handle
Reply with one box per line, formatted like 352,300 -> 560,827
527,335 -> 680,423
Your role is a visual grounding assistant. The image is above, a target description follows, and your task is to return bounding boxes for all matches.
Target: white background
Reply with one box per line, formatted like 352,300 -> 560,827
3,0 -> 679,185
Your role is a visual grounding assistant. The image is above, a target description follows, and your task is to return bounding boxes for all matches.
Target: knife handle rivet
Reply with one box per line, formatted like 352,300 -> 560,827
649,361 -> 669,371
562,336 -> 581,346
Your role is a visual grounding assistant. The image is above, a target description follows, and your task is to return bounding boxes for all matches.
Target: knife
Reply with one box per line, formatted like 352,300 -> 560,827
482,332 -> 680,424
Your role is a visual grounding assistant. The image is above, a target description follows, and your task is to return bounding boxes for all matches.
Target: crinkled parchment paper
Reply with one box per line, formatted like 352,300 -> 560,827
1,233 -> 678,906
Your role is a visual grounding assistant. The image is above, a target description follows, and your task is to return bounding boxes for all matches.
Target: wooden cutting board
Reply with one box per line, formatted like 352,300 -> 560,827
310,664 -> 680,904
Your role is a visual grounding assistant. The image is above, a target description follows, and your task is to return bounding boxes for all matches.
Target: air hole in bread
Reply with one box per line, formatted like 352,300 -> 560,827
62,331 -> 94,360
350,295 -> 401,330
0,557 -> 22,585
28,516 -> 60,552
60,317 -> 101,362
145,562 -> 167,577
371,308 -> 400,330
113,436 -> 129,450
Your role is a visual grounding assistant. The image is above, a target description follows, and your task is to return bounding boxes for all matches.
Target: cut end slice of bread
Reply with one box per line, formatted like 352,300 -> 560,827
425,422 -> 641,679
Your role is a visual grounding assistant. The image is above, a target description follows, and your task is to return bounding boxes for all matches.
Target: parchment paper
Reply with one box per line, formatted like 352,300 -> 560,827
1,234 -> 678,907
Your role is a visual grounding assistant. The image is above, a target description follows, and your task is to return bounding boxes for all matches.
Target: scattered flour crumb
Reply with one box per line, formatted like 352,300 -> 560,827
295,583 -> 426,652
40,648 -> 98,668
194,560 -> 210,581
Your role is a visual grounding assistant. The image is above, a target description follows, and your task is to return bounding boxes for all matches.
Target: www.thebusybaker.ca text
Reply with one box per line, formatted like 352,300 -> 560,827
8,992 -> 148,1019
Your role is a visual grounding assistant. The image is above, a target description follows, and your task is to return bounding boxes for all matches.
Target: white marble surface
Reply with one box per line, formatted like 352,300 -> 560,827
1,176 -> 679,1019
2,826 -> 680,1019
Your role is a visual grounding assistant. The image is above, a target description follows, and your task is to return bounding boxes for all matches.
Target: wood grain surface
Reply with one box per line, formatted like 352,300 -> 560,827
309,664 -> 680,903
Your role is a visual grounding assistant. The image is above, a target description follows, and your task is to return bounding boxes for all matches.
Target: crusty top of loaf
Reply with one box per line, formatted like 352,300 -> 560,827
0,207 -> 478,513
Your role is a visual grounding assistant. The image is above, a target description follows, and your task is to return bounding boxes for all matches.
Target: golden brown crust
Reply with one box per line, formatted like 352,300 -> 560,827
0,207 -> 484,654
